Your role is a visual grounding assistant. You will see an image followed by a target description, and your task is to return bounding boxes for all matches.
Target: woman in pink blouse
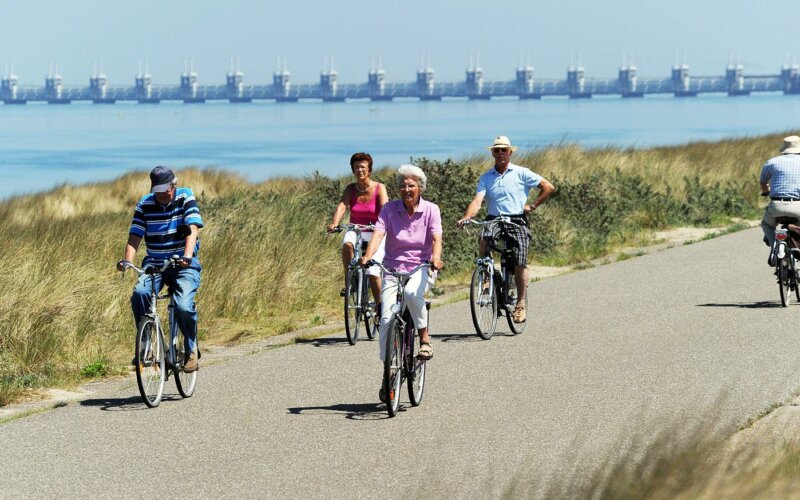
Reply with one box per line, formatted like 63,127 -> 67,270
327,152 -> 389,305
362,164 -> 444,389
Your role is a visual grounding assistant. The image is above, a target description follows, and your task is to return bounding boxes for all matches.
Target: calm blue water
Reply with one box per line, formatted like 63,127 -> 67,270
2,93 -> 800,200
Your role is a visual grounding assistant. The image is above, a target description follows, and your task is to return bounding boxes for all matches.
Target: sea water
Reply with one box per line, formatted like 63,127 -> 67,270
1,93 -> 799,200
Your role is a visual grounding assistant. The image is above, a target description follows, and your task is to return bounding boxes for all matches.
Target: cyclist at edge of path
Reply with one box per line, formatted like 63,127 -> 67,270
457,135 -> 555,324
116,166 -> 204,372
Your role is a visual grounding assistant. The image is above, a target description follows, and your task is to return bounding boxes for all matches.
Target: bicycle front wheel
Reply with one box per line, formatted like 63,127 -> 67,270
470,266 -> 498,340
506,270 -> 528,334
408,324 -> 426,407
779,258 -> 790,307
344,270 -> 361,345
792,257 -> 800,302
174,323 -> 197,398
135,317 -> 165,408
384,317 -> 403,417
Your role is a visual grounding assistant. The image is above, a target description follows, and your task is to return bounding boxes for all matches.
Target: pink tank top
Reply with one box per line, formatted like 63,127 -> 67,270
349,183 -> 381,226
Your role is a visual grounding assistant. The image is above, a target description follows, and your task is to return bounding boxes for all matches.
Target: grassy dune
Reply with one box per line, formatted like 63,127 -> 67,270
511,415 -> 800,498
0,134 -> 772,407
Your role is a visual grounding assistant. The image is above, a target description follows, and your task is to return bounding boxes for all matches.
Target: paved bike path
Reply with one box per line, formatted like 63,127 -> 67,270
2,227 -> 799,498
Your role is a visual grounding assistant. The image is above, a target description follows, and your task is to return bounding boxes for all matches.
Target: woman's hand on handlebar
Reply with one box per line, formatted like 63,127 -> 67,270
431,258 -> 444,271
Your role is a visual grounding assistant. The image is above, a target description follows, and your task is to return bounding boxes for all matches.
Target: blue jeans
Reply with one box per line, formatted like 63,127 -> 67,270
131,259 -> 202,354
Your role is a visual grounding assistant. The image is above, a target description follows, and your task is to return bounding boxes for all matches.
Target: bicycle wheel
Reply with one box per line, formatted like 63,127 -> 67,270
362,276 -> 376,340
778,258 -> 790,307
173,318 -> 197,398
135,317 -> 165,408
792,257 -> 800,302
344,270 -> 361,345
506,269 -> 528,334
469,266 -> 498,340
407,323 -> 426,407
384,317 -> 403,417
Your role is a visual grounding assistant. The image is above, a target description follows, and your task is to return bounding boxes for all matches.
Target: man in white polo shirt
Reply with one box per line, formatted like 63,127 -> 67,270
458,136 -> 555,323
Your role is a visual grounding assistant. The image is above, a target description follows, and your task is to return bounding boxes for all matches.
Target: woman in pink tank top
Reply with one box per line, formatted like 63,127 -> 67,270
327,152 -> 389,304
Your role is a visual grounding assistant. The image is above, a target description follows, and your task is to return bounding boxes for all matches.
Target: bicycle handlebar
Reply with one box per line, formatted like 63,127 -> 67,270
461,217 -> 525,231
326,223 -> 376,234
119,255 -> 182,275
363,260 -> 431,278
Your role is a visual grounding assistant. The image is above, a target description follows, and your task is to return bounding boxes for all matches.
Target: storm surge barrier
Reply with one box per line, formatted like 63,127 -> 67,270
2,61 -> 799,104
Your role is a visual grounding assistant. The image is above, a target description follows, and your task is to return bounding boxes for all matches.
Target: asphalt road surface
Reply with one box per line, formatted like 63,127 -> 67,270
2,228 -> 799,498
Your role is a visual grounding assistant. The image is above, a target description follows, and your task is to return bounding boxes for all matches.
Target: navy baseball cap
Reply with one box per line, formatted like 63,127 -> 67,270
150,166 -> 175,193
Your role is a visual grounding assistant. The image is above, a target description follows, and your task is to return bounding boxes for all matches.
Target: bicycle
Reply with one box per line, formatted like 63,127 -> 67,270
462,217 -> 529,339
772,216 -> 800,307
121,256 -> 198,408
328,223 -> 378,344
367,260 -> 431,417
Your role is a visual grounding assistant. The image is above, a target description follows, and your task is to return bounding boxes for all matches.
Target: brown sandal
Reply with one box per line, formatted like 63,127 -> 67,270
417,342 -> 433,360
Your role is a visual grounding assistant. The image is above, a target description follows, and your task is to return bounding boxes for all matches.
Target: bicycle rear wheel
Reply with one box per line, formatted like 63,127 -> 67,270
384,317 -> 403,417
506,269 -> 528,334
407,323 -> 426,407
362,278 -> 376,340
779,258 -> 791,307
173,319 -> 197,398
135,317 -> 165,408
469,266 -> 498,340
344,270 -> 361,345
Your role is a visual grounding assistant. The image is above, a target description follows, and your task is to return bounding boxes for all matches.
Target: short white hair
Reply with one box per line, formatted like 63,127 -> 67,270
396,164 -> 427,191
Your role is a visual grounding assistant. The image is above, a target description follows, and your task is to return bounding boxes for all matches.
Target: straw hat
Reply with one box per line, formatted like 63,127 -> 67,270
780,136 -> 800,154
487,136 -> 518,151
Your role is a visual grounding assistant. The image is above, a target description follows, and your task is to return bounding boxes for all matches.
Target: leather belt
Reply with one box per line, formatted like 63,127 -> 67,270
771,197 -> 800,201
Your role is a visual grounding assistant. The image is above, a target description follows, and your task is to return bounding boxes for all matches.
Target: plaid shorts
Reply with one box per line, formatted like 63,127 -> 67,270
482,217 -> 531,267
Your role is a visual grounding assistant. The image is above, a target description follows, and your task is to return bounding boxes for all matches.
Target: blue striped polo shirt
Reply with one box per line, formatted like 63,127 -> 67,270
129,187 -> 204,266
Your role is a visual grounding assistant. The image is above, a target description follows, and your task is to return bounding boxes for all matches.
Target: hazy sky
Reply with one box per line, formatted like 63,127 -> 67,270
1,0 -> 797,86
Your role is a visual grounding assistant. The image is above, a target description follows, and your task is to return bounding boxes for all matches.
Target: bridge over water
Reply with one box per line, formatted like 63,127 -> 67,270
1,62 -> 799,104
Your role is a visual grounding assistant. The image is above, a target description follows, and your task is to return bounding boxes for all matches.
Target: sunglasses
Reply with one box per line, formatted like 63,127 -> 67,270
493,148 -> 510,153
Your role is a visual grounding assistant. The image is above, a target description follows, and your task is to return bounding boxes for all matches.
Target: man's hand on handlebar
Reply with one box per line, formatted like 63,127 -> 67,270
116,259 -> 130,272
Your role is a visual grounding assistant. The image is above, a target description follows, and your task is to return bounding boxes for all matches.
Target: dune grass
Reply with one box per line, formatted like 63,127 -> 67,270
509,415 -> 800,499
0,134 -> 772,406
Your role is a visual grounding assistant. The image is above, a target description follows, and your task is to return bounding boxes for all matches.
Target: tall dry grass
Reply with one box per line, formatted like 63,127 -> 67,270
509,416 -> 800,499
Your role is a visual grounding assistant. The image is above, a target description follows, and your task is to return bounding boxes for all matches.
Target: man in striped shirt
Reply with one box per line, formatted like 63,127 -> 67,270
760,136 -> 800,254
117,166 -> 204,372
